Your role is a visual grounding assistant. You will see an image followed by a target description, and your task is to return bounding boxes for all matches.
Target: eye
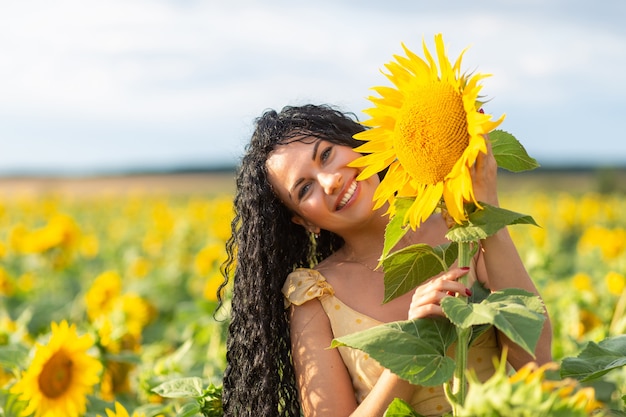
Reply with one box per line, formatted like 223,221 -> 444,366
320,146 -> 332,162
298,182 -> 312,200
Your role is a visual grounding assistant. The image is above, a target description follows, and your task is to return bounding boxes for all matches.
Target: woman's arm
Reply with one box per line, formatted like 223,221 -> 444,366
290,300 -> 414,417
476,229 -> 553,367
471,139 -> 553,367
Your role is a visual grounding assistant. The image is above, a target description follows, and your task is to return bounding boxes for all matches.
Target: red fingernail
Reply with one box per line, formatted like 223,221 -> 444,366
447,291 -> 455,296
465,289 -> 473,296
461,267 -> 470,271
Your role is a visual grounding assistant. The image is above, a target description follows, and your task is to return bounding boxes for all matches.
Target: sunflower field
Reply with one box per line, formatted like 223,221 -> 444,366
0,171 -> 625,416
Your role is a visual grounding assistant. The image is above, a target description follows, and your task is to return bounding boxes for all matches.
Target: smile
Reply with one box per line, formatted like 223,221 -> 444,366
336,180 -> 357,210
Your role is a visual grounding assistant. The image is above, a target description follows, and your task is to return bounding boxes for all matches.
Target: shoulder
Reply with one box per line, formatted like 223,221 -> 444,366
283,268 -> 335,307
289,293 -> 330,337
282,269 -> 335,335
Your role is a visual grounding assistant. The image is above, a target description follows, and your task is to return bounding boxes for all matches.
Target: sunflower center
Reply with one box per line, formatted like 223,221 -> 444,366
38,350 -> 73,398
394,81 -> 469,184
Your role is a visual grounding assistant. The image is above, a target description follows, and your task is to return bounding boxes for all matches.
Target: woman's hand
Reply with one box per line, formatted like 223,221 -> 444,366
471,137 -> 499,207
408,267 -> 472,320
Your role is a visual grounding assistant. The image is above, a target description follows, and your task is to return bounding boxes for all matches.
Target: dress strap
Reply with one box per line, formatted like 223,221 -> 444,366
282,268 -> 335,308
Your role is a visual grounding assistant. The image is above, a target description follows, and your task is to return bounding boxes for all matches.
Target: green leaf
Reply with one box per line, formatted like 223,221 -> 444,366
152,377 -> 205,398
561,335 -> 626,382
383,398 -> 427,417
442,289 -> 546,357
382,242 -> 458,303
331,317 -> 457,386
179,402 -> 202,417
466,281 -> 493,345
490,129 -> 540,172
134,404 -> 170,416
381,198 -> 414,263
446,203 -> 538,242
0,344 -> 29,368
441,297 -> 495,329
467,280 -> 491,304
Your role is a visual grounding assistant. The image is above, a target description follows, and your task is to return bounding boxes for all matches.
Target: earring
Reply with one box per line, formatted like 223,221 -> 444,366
314,232 -> 320,239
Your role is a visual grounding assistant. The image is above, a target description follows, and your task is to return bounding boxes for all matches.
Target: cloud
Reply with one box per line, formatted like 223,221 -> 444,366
0,0 -> 625,173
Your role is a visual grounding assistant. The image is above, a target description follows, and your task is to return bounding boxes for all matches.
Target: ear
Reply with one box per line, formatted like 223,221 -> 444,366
291,215 -> 320,235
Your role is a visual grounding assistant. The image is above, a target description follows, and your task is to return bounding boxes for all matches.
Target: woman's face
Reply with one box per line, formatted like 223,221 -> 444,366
266,137 -> 380,236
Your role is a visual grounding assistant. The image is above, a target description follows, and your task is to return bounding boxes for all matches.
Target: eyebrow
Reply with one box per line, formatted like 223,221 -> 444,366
288,140 -> 321,201
311,140 -> 321,161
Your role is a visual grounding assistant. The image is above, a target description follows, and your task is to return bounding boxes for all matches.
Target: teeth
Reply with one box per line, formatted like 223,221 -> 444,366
337,181 -> 357,209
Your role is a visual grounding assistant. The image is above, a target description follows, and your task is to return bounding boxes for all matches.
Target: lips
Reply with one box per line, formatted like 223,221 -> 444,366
336,180 -> 357,210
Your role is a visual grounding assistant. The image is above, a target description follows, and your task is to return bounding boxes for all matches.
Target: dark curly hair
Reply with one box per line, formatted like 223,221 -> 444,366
219,104 -> 366,416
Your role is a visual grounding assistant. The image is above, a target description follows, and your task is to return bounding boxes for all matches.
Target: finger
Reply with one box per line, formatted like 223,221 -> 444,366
438,266 -> 471,282
413,267 -> 470,298
408,304 -> 444,320
484,134 -> 493,154
438,281 -> 471,297
411,287 -> 445,306
429,268 -> 472,296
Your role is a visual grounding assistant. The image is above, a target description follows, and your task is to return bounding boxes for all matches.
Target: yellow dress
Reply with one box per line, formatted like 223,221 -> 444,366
283,268 -> 500,417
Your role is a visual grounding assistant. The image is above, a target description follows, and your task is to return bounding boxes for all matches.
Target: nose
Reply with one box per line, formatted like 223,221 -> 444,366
318,172 -> 342,195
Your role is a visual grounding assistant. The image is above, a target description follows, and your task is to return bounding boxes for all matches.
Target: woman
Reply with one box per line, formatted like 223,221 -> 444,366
219,104 -> 552,417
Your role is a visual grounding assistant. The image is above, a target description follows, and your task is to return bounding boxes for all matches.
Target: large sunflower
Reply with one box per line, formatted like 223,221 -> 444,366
349,34 -> 504,228
11,320 -> 102,417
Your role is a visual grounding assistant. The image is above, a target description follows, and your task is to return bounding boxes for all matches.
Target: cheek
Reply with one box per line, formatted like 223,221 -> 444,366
299,194 -> 328,217
342,151 -> 362,165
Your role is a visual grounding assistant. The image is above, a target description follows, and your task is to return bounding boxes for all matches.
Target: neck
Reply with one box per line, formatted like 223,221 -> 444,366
337,206 -> 389,267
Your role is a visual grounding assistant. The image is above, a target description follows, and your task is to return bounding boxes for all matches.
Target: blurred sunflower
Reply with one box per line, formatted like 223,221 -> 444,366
11,320 -> 102,417
571,272 -> 593,293
195,243 -> 225,276
462,358 -> 603,416
0,266 -> 15,296
85,270 -> 123,321
204,271 -> 225,302
349,33 -> 504,228
98,401 -> 146,417
605,271 -> 625,296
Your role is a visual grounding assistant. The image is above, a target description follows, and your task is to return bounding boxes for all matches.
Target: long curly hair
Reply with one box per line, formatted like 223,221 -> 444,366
219,104 -> 365,416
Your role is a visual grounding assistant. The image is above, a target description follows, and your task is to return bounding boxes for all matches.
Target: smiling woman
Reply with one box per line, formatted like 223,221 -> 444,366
219,103 -> 551,417
265,138 -> 380,237
219,104 -> 365,417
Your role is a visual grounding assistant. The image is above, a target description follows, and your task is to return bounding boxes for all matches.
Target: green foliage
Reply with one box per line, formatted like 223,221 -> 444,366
490,130 -> 540,172
358,144 -> 550,413
332,317 -> 457,386
153,377 -> 205,398
446,203 -> 538,243
381,242 -> 458,303
0,344 -> 29,368
333,284 -> 546,389
442,288 -> 546,357
561,335 -> 626,382
381,197 -> 413,261
0,191 -> 231,417
383,398 -> 427,417
458,356 -> 602,417
153,378 -> 223,417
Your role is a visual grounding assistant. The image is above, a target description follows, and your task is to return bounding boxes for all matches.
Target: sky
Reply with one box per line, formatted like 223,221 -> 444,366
1,0 -> 625,175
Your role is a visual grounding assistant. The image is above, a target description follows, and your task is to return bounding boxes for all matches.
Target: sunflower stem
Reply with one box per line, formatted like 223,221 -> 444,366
449,240 -> 474,414
451,326 -> 471,415
458,241 -> 472,289
458,241 -> 472,269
